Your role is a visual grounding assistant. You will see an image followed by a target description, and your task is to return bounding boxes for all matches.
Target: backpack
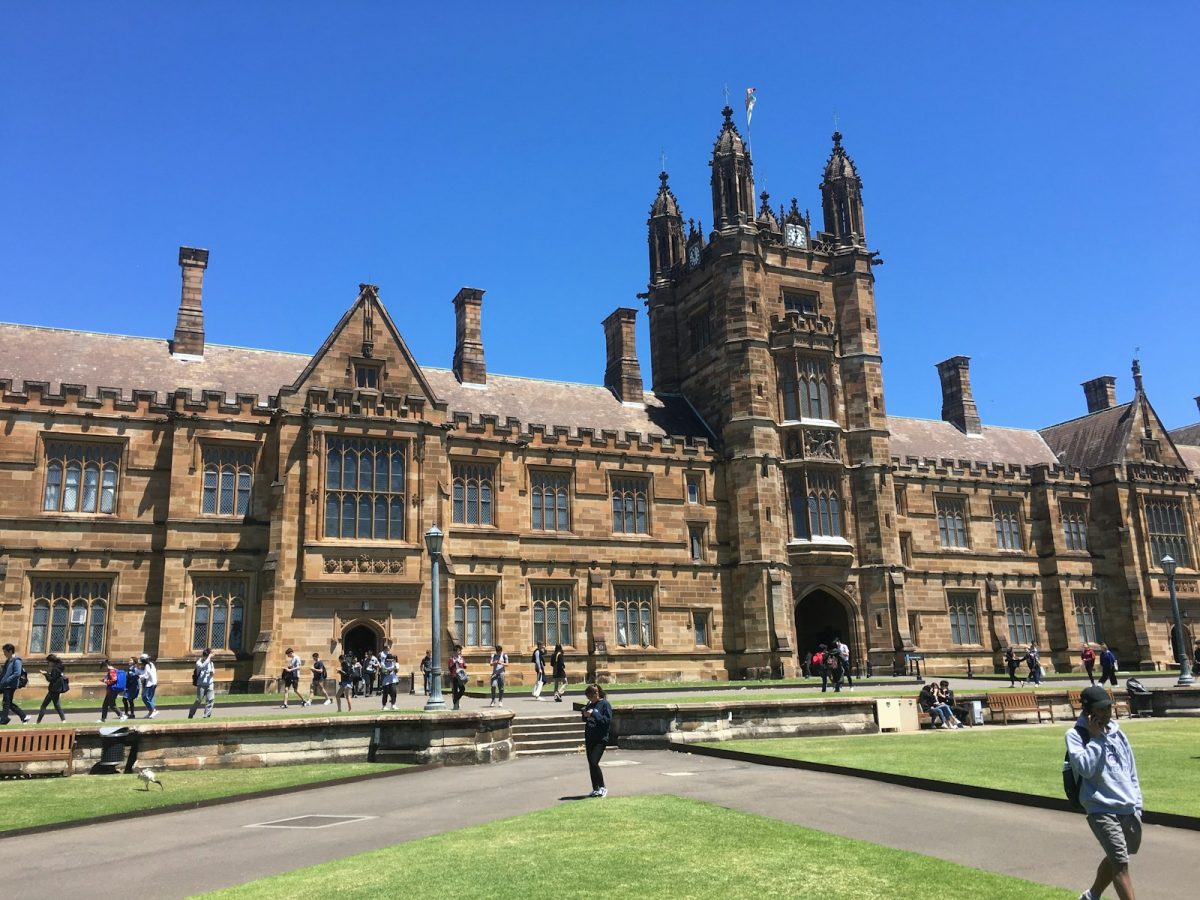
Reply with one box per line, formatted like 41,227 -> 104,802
192,665 -> 200,686
531,651 -> 539,664
17,666 -> 29,689
1062,724 -> 1090,811
113,669 -> 127,691
811,651 -> 824,669
60,674 -> 70,693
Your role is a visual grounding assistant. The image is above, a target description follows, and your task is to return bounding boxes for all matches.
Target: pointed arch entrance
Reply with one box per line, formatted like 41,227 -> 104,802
342,620 -> 382,659
795,588 -> 854,661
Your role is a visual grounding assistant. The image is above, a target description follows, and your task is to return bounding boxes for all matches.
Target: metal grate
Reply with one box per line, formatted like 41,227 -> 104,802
247,815 -> 375,830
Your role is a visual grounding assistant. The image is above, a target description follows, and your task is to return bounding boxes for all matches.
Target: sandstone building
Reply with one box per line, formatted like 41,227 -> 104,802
2,107 -> 1198,689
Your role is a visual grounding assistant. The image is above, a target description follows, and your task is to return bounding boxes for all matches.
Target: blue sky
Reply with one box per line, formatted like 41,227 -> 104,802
2,4 -> 1197,431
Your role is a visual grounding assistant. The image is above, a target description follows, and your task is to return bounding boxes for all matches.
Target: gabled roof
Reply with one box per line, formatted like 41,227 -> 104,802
1039,402 -> 1136,470
1169,422 -> 1200,446
1177,444 -> 1200,475
888,416 -> 1058,467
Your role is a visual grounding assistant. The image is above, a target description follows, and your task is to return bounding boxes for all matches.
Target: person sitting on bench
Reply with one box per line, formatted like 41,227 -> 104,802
937,680 -> 973,727
918,683 -> 962,729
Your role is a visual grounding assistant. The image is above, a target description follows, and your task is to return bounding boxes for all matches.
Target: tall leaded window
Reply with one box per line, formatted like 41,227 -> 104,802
1061,501 -> 1089,551
798,357 -> 832,419
685,474 -> 702,504
611,476 -> 649,534
452,463 -> 495,526
936,496 -> 969,548
530,470 -> 570,531
324,437 -> 406,540
192,579 -> 246,651
693,610 -> 710,646
1005,593 -> 1035,645
779,362 -> 800,420
947,592 -> 979,645
202,445 -> 254,516
532,584 -> 572,646
1145,497 -> 1191,567
788,470 -> 842,539
29,579 -> 110,654
454,581 -> 494,647
993,499 -> 1023,550
43,441 -> 120,514
615,585 -> 653,647
1075,593 -> 1101,644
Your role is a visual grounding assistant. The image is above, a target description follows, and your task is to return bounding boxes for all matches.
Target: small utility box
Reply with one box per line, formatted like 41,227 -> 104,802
876,698 -> 921,733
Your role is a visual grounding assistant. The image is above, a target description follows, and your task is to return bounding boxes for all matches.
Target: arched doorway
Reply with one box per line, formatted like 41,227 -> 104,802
795,589 -> 853,661
342,622 -> 381,660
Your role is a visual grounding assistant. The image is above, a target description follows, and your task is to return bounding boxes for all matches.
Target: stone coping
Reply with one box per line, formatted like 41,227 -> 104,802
70,709 -> 513,735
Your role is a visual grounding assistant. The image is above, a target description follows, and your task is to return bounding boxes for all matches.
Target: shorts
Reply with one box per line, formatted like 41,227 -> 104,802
1087,812 -> 1142,866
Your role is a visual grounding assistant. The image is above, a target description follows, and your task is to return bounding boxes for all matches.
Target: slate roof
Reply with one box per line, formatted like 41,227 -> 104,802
0,322 -> 712,441
1169,422 -> 1200,447
1039,403 -> 1135,470
888,416 -> 1058,467
1177,444 -> 1200,475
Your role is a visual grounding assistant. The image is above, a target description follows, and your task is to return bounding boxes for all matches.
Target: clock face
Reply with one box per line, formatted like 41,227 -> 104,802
687,243 -> 701,268
784,223 -> 808,249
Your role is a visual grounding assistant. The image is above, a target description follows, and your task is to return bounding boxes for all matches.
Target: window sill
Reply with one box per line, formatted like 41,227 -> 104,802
789,536 -> 852,547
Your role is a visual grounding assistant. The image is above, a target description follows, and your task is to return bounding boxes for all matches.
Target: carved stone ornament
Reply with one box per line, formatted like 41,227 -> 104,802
805,430 -> 838,460
323,554 -> 407,576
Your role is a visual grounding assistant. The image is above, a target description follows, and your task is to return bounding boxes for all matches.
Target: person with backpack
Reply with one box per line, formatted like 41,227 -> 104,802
99,658 -> 126,723
488,644 -> 509,707
1099,644 -> 1118,687
835,637 -> 853,689
530,641 -> 546,700
1080,645 -> 1097,685
826,650 -> 843,693
362,655 -> 375,696
0,643 -> 31,725
188,648 -> 216,719
582,683 -> 613,798
335,654 -> 355,712
139,653 -> 158,719
310,652 -> 331,705
37,653 -> 68,723
279,648 -> 310,709
1021,644 -> 1043,686
420,650 -> 433,696
1067,685 -> 1142,900
448,644 -> 468,710
379,653 -> 399,710
1004,646 -> 1023,687
551,642 -> 567,702
812,644 -> 828,692
122,656 -> 141,719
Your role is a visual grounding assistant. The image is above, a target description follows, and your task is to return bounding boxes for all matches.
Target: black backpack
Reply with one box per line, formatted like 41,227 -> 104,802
192,666 -> 200,686
1062,724 -> 1090,811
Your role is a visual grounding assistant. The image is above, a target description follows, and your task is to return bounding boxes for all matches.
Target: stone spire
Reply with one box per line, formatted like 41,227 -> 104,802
648,171 -> 685,283
820,131 -> 866,246
710,106 -> 755,231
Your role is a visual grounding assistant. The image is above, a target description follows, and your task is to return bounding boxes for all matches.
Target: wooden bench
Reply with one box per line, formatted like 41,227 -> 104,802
0,729 -> 76,776
1067,689 -> 1130,719
986,691 -> 1054,725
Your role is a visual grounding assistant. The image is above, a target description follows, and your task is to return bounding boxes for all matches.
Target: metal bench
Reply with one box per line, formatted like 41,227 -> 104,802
0,728 -> 76,776
986,691 -> 1054,725
1067,688 -> 1130,719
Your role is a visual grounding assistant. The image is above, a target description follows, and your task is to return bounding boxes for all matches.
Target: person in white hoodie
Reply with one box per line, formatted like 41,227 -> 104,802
1067,685 -> 1142,900
138,653 -> 158,719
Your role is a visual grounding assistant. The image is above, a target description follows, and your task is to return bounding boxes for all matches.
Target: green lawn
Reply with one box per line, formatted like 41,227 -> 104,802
199,795 -> 1071,900
610,685 -> 1066,705
704,719 -> 1200,818
0,762 -> 409,832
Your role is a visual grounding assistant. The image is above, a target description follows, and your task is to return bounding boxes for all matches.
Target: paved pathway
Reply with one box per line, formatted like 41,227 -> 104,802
1,747 -> 1193,898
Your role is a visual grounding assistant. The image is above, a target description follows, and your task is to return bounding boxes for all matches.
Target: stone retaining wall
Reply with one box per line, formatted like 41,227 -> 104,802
68,710 -> 513,773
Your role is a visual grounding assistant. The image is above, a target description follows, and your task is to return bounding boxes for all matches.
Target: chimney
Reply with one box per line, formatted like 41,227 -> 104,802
452,287 -> 486,385
1081,376 -> 1118,413
935,355 -> 982,435
603,307 -> 644,404
172,246 -> 209,358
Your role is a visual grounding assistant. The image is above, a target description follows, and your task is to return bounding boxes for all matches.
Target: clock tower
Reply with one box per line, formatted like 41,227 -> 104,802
644,112 -> 906,678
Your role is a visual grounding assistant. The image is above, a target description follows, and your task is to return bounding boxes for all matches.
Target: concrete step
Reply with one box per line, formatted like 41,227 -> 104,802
512,727 -> 585,741
513,734 -> 585,750
514,744 -> 585,758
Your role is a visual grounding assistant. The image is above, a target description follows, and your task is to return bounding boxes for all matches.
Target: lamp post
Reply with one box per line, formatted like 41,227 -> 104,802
424,525 -> 447,710
1161,555 -> 1194,687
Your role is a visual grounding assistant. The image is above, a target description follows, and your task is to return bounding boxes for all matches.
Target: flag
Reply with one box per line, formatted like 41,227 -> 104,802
745,87 -> 757,126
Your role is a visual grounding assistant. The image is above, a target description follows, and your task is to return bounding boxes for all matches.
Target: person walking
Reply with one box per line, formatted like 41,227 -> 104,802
379,653 -> 399,710
335,654 -> 354,712
363,655 -> 376,696
310,652 -> 331,705
1005,646 -> 1022,687
0,644 -> 30,725
139,653 -> 158,719
531,641 -> 546,700
582,683 -> 613,798
280,648 -> 310,709
1099,644 -> 1118,687
488,644 -> 508,707
448,644 -> 468,710
1068,685 -> 1143,900
550,642 -> 567,702
188,648 -> 216,719
826,650 -> 843,693
99,659 -> 125,723
37,654 -> 68,723
122,656 -> 141,719
1022,645 -> 1043,686
420,650 -> 432,696
835,637 -> 853,689
354,656 -> 366,697
1081,645 -> 1097,685
812,644 -> 828,692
